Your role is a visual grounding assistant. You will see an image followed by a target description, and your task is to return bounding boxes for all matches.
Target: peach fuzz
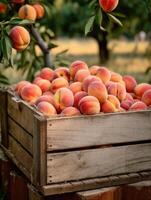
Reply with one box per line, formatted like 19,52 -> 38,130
89,66 -> 100,75
74,69 -> 90,82
107,82 -> 126,101
51,77 -> 69,94
141,89 -> 151,106
82,75 -> 101,92
121,100 -> 133,111
37,102 -> 56,117
61,107 -> 80,116
35,95 -> 55,107
123,75 -> 137,93
9,26 -> 30,51
55,67 -> 70,82
129,101 -> 147,111
96,67 -> 111,84
74,91 -> 87,108
15,80 -> 31,96
11,0 -> 25,3
69,82 -> 82,95
134,83 -> 151,98
69,60 -> 88,80
88,81 -> 108,103
54,87 -> 74,112
78,96 -> 100,115
110,72 -> 123,83
35,79 -> 51,93
40,68 -> 55,81
21,84 -> 42,102
102,100 -> 117,113
18,4 -> 37,21
108,95 -> 120,109
33,4 -> 45,19
99,0 -> 119,12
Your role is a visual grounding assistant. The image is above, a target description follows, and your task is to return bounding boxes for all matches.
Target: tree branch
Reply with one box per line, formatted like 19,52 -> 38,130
30,25 -> 52,68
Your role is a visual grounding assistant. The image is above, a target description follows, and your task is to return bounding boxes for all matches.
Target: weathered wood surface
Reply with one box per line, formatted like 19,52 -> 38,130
47,143 -> 151,183
8,117 -> 33,155
47,111 -> 151,151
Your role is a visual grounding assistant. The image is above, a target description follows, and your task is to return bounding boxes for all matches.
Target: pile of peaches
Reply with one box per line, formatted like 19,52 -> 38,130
14,60 -> 151,117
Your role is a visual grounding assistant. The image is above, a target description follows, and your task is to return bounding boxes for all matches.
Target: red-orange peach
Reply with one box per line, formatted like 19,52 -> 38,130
21,84 -> 42,102
9,26 -> 30,51
108,95 -> 120,109
61,107 -> 80,116
125,93 -> 134,101
0,3 -> 7,13
33,4 -> 45,19
102,100 -> 117,113
78,96 -> 100,115
89,65 -> 100,75
69,60 -> 88,80
110,72 -> 123,83
37,102 -> 56,117
35,95 -> 55,107
99,0 -> 119,12
123,75 -> 137,93
69,82 -> 82,95
74,69 -> 90,82
18,4 -> 37,21
96,67 -> 111,84
43,91 -> 53,97
134,83 -> 151,98
121,100 -> 133,111
129,101 -> 147,111
54,87 -> 74,112
141,89 -> 151,106
11,0 -> 25,3
51,77 -> 69,93
107,82 -> 126,101
35,79 -> 51,93
15,80 -> 31,96
88,81 -> 108,103
40,68 -> 55,81
55,67 -> 70,82
74,91 -> 87,108
82,75 -> 101,92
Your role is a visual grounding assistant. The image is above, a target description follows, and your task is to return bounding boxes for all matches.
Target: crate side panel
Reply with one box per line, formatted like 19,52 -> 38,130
47,111 -> 151,150
47,143 -> 151,183
8,117 -> 33,155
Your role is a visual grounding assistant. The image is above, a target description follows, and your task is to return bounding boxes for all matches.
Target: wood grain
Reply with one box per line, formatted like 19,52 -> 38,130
47,111 -> 151,151
47,143 -> 151,183
8,117 -> 33,155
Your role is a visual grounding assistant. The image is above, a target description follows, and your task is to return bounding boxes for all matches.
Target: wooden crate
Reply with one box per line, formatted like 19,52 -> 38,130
0,88 -> 151,196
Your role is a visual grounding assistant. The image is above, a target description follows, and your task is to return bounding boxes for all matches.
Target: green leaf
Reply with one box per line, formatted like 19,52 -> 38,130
85,16 -> 95,35
2,34 -> 12,61
48,42 -> 58,50
9,18 -> 34,25
0,74 -> 9,85
107,13 -> 123,27
111,12 -> 126,18
0,40 -> 3,62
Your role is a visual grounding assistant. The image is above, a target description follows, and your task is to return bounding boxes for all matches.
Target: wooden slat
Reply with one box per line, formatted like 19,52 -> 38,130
8,135 -> 33,174
8,117 -> 33,155
47,111 -> 151,151
42,171 -> 151,196
47,143 -> 151,183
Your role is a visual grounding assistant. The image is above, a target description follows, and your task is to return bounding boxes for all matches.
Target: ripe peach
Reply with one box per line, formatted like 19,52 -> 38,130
82,75 -> 101,92
123,75 -> 137,93
35,95 -> 55,107
61,107 -> 80,116
33,76 -> 42,84
108,95 -> 120,109
141,89 -> 151,106
129,101 -> 147,111
134,83 -> 151,98
69,60 -> 88,80
54,87 -> 74,112
40,68 -> 55,81
37,102 -> 56,117
0,3 -> 7,13
89,65 -> 100,75
21,84 -> 42,102
33,4 -> 45,19
18,4 -> 37,21
74,69 -> 90,82
78,96 -> 100,115
9,26 -> 30,51
69,82 -> 82,95
43,91 -> 54,97
125,93 -> 134,101
110,72 -> 123,83
102,100 -> 117,113
55,67 -> 70,82
11,0 -> 25,3
99,0 -> 119,12
51,77 -> 69,94
88,81 -> 108,103
15,80 -> 31,96
74,91 -> 87,108
35,79 -> 51,93
96,67 -> 111,84
107,82 -> 126,101
121,100 -> 133,111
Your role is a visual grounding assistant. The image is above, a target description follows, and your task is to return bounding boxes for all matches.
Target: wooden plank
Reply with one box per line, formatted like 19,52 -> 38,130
47,111 -> 151,151
8,117 -> 33,155
28,184 -> 44,200
0,88 -> 8,147
42,171 -> 151,196
47,143 -> 151,183
8,135 -> 33,174
32,116 -> 47,186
